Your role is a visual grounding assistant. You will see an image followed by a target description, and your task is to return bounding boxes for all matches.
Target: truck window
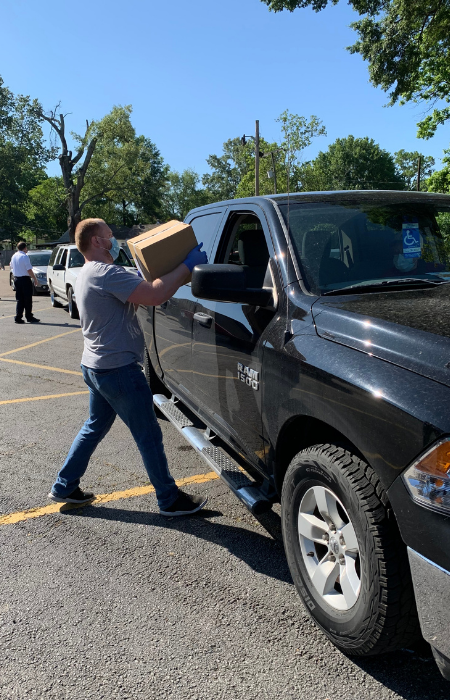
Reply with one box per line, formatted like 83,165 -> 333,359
115,249 -> 132,267
188,212 -> 223,257
216,214 -> 270,288
69,249 -> 84,268
49,247 -> 60,266
59,249 -> 68,267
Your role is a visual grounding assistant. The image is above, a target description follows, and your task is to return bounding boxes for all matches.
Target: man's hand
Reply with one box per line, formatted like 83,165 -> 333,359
182,242 -> 207,272
28,269 -> 40,286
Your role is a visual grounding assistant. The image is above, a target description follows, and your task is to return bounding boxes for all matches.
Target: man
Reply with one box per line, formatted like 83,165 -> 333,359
10,242 -> 40,324
48,218 -> 208,516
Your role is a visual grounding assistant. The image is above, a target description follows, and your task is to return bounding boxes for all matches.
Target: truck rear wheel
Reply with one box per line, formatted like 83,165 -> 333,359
281,443 -> 420,656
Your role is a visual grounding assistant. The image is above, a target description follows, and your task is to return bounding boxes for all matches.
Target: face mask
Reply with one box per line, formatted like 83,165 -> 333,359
98,235 -> 121,261
108,237 -> 121,261
393,253 -> 416,272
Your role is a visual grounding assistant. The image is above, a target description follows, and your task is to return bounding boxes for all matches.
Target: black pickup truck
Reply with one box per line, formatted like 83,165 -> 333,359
137,191 -> 450,679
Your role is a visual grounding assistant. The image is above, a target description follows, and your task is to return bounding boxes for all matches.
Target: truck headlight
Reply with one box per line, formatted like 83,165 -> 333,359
403,438 -> 450,515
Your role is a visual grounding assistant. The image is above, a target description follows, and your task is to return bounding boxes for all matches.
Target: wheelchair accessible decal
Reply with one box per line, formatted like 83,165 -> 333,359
402,223 -> 422,259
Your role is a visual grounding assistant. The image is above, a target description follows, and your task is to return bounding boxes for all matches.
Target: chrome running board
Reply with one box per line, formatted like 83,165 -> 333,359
153,394 -> 272,515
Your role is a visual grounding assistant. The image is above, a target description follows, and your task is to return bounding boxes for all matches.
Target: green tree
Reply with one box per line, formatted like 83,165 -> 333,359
203,111 -> 326,199
426,145 -> 450,195
24,176 -> 68,241
260,1 -> 450,138
0,76 -> 54,246
164,169 -> 210,220
393,150 -> 435,191
202,138 -> 251,201
40,104 -> 169,240
299,135 -> 405,191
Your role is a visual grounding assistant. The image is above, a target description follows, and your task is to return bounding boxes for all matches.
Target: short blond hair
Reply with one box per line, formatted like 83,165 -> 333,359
75,218 -> 106,254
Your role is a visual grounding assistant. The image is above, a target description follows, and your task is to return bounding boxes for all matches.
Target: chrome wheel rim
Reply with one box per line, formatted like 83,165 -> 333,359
297,486 -> 361,611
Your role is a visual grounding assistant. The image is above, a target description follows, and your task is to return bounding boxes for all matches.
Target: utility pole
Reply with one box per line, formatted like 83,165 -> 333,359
417,155 -> 422,191
255,120 -> 260,196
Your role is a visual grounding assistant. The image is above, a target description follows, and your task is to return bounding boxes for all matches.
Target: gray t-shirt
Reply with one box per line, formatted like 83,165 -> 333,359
76,261 -> 144,370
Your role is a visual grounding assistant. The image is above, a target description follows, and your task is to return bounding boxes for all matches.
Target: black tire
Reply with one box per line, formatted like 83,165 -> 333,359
281,443 -> 420,656
49,283 -> 62,308
143,349 -> 168,396
67,287 -> 79,319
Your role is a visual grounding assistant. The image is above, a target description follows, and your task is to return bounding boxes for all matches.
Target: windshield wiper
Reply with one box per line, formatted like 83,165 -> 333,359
322,277 -> 448,296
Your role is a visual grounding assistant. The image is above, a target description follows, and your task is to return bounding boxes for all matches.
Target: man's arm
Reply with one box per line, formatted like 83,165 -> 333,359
27,268 -> 40,286
127,262 -> 190,306
127,243 -> 207,307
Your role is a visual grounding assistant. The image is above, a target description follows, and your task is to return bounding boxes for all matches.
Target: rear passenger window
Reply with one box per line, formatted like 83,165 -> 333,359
188,212 -> 223,258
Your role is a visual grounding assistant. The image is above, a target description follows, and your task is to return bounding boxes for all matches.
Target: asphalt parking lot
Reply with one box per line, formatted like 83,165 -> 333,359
0,269 -> 449,700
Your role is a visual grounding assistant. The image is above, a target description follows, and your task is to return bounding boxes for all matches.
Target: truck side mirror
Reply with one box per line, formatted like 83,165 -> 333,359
52,264 -> 65,270
191,264 -> 273,306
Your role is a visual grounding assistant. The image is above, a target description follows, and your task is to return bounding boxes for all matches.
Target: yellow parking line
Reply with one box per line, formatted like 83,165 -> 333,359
0,391 -> 89,406
0,357 -> 83,376
0,471 -> 219,525
0,328 -> 81,357
0,305 -> 53,320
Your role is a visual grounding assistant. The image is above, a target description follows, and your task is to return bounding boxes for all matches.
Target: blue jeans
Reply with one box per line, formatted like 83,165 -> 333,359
51,362 -> 179,509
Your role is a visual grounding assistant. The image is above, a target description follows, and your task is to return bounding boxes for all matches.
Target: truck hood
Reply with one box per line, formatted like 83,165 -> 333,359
311,283 -> 450,388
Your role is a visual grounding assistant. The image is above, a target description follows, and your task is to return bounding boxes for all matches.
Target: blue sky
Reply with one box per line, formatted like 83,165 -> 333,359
2,0 -> 448,178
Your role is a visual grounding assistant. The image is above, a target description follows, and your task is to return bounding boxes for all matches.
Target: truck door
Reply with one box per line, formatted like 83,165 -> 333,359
154,209 -> 225,402
53,247 -> 67,296
191,208 -> 276,468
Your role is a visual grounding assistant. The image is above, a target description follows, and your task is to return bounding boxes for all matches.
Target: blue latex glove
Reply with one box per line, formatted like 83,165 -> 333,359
183,242 -> 208,272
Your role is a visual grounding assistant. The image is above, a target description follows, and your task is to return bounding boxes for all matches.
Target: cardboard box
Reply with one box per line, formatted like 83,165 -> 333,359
128,220 -> 197,283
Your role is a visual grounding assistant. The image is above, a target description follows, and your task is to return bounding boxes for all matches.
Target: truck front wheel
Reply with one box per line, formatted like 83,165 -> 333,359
49,283 -> 62,308
281,443 -> 420,656
67,287 -> 79,319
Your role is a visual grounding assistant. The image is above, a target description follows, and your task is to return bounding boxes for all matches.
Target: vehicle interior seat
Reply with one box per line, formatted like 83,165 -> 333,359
350,228 -> 395,281
238,230 -> 270,288
303,229 -> 349,289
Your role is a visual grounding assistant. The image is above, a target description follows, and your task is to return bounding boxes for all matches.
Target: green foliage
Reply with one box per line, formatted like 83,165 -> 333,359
164,169 -> 211,220
425,143 -> 450,198
299,135 -> 405,191
24,176 -> 68,239
73,106 -> 168,225
202,138 -> 251,201
204,112 -> 326,199
393,150 -> 435,191
260,0 -> 450,138
0,75 -> 55,245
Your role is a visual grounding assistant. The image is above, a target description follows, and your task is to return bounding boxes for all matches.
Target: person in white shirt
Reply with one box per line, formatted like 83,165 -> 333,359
10,241 -> 41,324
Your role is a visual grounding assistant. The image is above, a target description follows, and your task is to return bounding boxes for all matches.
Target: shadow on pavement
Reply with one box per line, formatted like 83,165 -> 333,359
64,503 -> 293,585
27,322 -> 80,327
64,502 -> 450,697
351,643 -> 449,699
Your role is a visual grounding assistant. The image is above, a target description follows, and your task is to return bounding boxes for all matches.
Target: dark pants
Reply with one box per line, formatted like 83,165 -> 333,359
15,276 -> 33,321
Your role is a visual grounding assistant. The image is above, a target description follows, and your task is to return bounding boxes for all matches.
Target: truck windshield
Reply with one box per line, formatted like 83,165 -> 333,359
278,199 -> 450,295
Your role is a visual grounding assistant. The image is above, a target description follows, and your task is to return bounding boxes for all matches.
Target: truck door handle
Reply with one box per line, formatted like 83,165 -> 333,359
194,312 -> 213,328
